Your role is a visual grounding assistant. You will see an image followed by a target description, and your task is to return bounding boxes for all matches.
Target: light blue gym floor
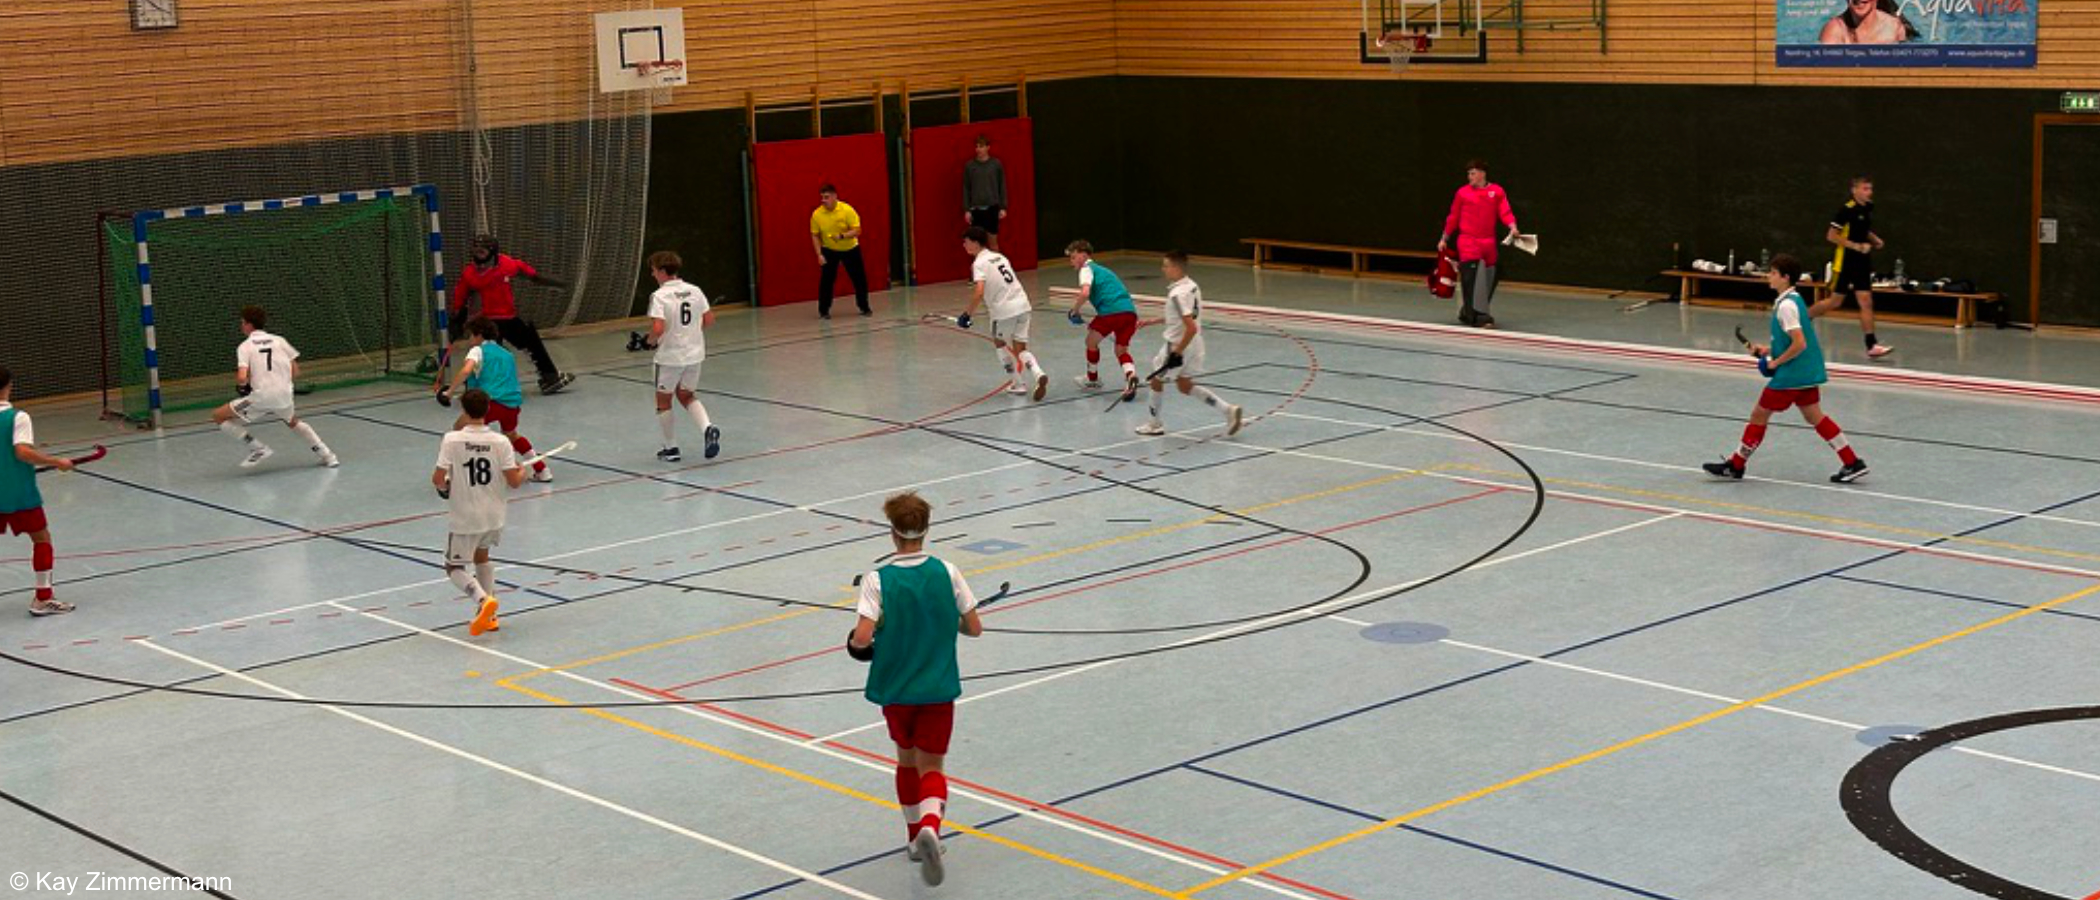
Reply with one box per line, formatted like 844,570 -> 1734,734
2,261 -> 2096,900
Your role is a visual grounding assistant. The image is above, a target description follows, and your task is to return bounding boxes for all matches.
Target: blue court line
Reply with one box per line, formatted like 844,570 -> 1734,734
1829,573 -> 2100,626
1182,763 -> 1687,900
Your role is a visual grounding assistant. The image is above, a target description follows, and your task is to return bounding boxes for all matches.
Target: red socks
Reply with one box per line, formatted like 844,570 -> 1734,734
917,771 -> 949,835
894,763 -> 919,843
510,434 -> 545,473
32,541 -> 53,601
1816,418 -> 1860,465
1729,423 -> 1767,468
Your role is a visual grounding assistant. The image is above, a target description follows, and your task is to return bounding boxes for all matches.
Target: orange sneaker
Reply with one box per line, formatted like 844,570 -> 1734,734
469,597 -> 500,636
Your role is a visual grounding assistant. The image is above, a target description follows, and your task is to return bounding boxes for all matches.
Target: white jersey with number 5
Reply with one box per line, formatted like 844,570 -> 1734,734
648,278 -> 709,367
1163,276 -> 1203,345
972,250 -> 1030,321
237,330 -> 299,406
436,425 -> 520,534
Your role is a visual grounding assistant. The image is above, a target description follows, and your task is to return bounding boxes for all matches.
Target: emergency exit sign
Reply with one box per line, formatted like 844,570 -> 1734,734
2064,92 -> 2100,113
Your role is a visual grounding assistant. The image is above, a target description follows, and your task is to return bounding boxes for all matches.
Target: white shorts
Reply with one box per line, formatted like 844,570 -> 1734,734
991,310 -> 1033,346
231,396 -> 294,424
654,362 -> 703,394
446,530 -> 502,566
1151,338 -> 1207,379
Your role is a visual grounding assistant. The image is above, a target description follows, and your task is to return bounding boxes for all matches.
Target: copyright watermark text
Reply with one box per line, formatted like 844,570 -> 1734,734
9,872 -> 231,895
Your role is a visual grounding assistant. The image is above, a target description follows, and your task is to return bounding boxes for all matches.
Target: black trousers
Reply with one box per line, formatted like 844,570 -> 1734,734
819,246 -> 871,315
1458,260 -> 1498,324
495,315 -> 561,381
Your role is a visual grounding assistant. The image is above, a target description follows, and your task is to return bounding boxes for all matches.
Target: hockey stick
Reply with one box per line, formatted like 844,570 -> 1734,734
1734,325 -> 1752,347
517,440 -> 577,469
37,445 -> 107,474
1104,361 -> 1175,413
920,313 -> 962,326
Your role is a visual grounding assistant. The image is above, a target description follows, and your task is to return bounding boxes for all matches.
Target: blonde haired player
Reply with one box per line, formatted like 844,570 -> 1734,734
1134,251 -> 1243,437
432,388 -> 525,636
955,227 -> 1048,400
210,306 -> 338,469
644,251 -> 720,463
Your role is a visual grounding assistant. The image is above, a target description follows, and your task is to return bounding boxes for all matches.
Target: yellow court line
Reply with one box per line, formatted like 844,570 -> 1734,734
530,468 -> 1433,678
499,678 -> 1178,898
1174,580 -> 2100,897
1448,463 -> 2100,565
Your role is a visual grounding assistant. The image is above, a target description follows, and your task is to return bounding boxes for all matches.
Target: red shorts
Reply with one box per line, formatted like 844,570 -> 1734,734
1,507 -> 48,537
1089,311 -> 1140,346
881,702 -> 956,755
1757,387 -> 1822,412
485,401 -> 522,434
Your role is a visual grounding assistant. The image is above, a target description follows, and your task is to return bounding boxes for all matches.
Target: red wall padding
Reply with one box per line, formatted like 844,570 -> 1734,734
910,118 -> 1037,286
753,133 -> 892,307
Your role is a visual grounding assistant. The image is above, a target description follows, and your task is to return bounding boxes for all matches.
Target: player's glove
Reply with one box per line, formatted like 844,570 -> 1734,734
626,331 -> 650,352
845,630 -> 874,662
1068,312 -> 1086,326
236,384 -> 252,397
1756,356 -> 1776,378
436,485 -> 450,500
1165,351 -> 1185,371
435,387 -> 453,408
955,312 -> 972,330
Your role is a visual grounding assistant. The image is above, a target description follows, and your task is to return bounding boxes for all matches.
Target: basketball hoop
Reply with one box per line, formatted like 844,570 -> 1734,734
1375,32 -> 1432,75
634,59 -> 685,104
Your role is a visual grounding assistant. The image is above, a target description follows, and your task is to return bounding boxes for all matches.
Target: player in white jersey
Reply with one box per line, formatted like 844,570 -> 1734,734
1135,251 -> 1243,437
955,227 -> 1048,400
209,306 -> 339,470
644,250 -> 720,463
432,389 -> 525,636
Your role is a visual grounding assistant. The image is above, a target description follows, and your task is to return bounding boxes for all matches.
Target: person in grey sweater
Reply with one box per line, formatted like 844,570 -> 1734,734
963,135 -> 1008,251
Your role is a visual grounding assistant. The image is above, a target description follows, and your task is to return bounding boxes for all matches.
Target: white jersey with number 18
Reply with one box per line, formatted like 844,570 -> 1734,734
237,330 -> 300,406
648,278 -> 710,367
436,425 -> 520,534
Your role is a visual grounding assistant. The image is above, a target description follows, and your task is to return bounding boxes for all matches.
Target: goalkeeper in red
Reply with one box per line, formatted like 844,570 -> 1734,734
1,366 -> 77,616
455,235 -> 574,395
846,492 -> 984,887
1703,253 -> 1870,484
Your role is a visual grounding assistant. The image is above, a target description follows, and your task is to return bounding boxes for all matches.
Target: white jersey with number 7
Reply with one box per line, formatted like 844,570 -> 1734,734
237,330 -> 299,406
648,278 -> 710,367
436,425 -> 520,534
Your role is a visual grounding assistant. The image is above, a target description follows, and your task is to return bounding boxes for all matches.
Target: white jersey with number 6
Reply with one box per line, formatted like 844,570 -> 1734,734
972,250 -> 1030,321
237,330 -> 299,406
436,424 -> 520,534
1162,276 -> 1203,345
649,278 -> 710,367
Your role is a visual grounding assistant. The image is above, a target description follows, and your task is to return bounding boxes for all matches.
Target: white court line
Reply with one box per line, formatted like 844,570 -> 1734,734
807,660 -> 1123,746
1272,409 -> 2100,530
130,638 -> 890,900
317,603 -> 1323,900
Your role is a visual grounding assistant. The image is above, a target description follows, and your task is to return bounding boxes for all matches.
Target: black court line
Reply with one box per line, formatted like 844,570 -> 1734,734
0,786 -> 241,899
1829,573 -> 2100,626
1201,319 -> 1641,378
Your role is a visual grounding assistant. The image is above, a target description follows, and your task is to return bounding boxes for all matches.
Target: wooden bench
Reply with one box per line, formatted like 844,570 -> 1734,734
1667,269 -> 1994,329
1244,238 -> 1436,279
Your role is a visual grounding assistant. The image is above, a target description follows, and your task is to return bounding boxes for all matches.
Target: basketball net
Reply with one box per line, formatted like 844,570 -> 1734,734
636,59 -> 685,106
1375,32 -> 1432,75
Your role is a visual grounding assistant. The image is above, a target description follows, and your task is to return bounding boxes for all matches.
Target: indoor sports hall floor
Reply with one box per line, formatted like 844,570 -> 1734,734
3,262 -> 2097,900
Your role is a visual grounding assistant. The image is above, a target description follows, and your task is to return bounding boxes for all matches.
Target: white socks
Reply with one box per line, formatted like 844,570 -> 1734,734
684,398 -> 712,432
291,421 -> 332,458
476,562 -> 496,597
658,409 -> 677,448
219,420 -> 259,447
1190,386 -> 1226,410
1147,387 -> 1165,424
448,566 -> 486,599
1017,351 -> 1044,380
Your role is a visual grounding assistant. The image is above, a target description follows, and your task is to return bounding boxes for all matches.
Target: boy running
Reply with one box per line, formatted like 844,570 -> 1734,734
211,306 -> 339,470
1817,176 -> 1894,358
1703,254 -> 1870,484
1062,240 -> 1141,396
1,367 -> 76,617
956,227 -> 1049,401
644,251 -> 720,464
1134,251 -> 1244,437
441,316 -> 552,483
433,389 -> 525,636
847,492 -> 984,886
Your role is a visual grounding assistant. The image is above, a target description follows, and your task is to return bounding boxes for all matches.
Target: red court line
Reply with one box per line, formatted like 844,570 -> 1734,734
612,678 -> 1363,900
650,486 -> 1507,693
2083,888 -> 2100,900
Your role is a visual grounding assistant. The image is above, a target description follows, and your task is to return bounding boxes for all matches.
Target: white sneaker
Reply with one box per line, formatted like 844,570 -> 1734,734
1225,405 -> 1245,436
1134,422 -> 1166,436
1005,383 -> 1030,395
240,445 -> 275,468
1075,375 -> 1102,391
912,829 -> 944,886
318,452 -> 340,469
529,467 -> 554,484
29,598 -> 75,617
1866,343 -> 1894,358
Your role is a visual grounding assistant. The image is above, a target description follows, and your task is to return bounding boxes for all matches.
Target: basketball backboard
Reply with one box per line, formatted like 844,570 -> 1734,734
595,8 -> 688,93
1360,0 -> 1487,66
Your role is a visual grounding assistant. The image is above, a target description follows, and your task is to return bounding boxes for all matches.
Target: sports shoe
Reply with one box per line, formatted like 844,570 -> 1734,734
906,833 -> 924,863
1135,421 -> 1166,436
912,829 -> 944,886
240,445 -> 275,468
529,467 -> 554,484
1075,375 -> 1102,391
657,447 -> 682,463
1125,371 -> 1141,397
1702,459 -> 1745,480
1032,372 -> 1049,402
1866,344 -> 1894,359
1005,383 -> 1030,395
539,373 -> 576,395
318,452 -> 340,469
29,598 -> 74,617
1225,405 -> 1245,436
703,425 -> 721,460
469,597 -> 500,636
1831,459 -> 1870,484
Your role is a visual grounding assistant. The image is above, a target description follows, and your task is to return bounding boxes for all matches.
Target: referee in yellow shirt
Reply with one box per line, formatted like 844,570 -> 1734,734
810,184 -> 871,318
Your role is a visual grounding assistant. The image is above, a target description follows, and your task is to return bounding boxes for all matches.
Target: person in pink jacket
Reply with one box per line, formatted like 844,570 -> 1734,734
1437,160 -> 1521,328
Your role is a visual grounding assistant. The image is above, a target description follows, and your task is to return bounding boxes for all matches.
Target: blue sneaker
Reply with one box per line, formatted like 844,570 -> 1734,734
703,425 -> 721,460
